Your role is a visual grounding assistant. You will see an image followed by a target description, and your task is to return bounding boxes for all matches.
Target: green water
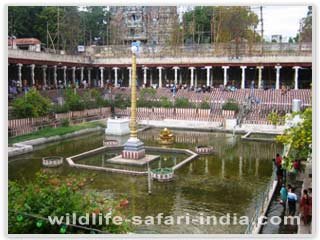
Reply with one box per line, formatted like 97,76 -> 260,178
9,128 -> 282,234
248,133 -> 277,140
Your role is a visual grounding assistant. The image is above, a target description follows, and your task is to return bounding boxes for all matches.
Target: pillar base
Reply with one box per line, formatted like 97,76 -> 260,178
122,137 -> 145,160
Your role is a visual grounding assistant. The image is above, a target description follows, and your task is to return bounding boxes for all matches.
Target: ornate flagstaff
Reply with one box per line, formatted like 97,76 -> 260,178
130,48 -> 138,138
122,41 -> 146,160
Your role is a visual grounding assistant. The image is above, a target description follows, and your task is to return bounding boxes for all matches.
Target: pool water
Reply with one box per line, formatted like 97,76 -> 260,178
9,128 -> 282,234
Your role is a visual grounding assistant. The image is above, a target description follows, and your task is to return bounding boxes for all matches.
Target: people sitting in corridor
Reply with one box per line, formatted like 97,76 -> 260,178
281,84 -> 287,95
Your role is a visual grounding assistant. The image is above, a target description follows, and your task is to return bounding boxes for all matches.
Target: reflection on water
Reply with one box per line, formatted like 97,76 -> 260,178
9,128 -> 282,234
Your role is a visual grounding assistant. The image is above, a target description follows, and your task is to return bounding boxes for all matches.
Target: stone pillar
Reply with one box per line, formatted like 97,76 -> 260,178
17,63 -> 23,84
150,68 -> 153,86
275,65 -> 282,90
257,66 -> 264,89
63,66 -> 67,86
30,64 -> 35,85
164,68 -> 167,82
113,67 -> 119,87
240,66 -> 247,89
127,67 -> 132,87
42,65 -> 47,87
87,68 -> 91,87
99,67 -> 104,88
205,66 -> 212,86
72,66 -> 76,86
80,67 -> 84,83
173,67 -> 179,85
157,67 -> 163,88
179,69 -> 182,85
143,67 -> 148,86
293,66 -> 300,90
189,67 -> 195,87
53,65 -> 58,87
195,69 -> 198,87
222,66 -> 229,86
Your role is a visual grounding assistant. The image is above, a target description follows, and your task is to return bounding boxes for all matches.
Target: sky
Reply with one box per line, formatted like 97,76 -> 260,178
178,5 -> 309,42
251,6 -> 309,41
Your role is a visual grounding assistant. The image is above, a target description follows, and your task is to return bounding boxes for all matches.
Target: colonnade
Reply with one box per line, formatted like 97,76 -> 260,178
9,63 -> 306,90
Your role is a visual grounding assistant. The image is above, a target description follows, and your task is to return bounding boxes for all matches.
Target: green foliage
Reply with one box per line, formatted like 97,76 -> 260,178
8,7 -> 44,39
267,111 -> 284,126
113,94 -> 130,109
174,97 -> 190,108
300,6 -> 312,42
63,88 -> 85,111
137,88 -> 159,108
60,118 -> 69,127
200,100 -> 211,109
137,99 -> 156,108
276,107 -> 312,161
96,97 -> 110,108
183,6 -> 260,44
9,172 -> 130,234
222,99 -> 239,112
12,89 -> 51,118
139,88 -> 157,100
9,6 -> 110,51
50,104 -> 70,113
160,97 -> 173,108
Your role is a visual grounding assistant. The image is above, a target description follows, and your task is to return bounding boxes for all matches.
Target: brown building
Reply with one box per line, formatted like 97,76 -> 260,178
109,6 -> 178,45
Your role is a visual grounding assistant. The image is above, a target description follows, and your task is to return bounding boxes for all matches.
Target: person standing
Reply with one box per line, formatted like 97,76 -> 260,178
300,189 -> 312,224
276,153 -> 282,168
173,84 -> 177,98
293,159 -> 300,174
250,80 -> 255,96
280,184 -> 288,213
287,186 -> 298,216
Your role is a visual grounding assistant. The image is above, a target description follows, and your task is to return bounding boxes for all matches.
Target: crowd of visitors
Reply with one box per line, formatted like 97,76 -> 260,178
274,153 -> 312,225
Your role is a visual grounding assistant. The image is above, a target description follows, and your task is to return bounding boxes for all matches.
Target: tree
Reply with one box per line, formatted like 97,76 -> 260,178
288,37 -> 294,43
277,107 -> 312,161
83,7 -> 110,45
300,6 -> 312,42
63,88 -> 85,111
8,6 -> 111,52
35,7 -> 60,49
8,7 -> 44,39
12,89 -> 51,118
59,7 -> 82,52
182,6 -> 260,44
267,110 -> 284,128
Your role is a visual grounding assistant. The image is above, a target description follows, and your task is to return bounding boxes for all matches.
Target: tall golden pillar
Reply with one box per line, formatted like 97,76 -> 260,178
122,42 -> 146,160
130,51 -> 138,138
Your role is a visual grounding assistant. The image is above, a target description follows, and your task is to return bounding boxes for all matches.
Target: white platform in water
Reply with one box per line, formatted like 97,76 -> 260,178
105,118 -> 130,135
107,154 -> 160,166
